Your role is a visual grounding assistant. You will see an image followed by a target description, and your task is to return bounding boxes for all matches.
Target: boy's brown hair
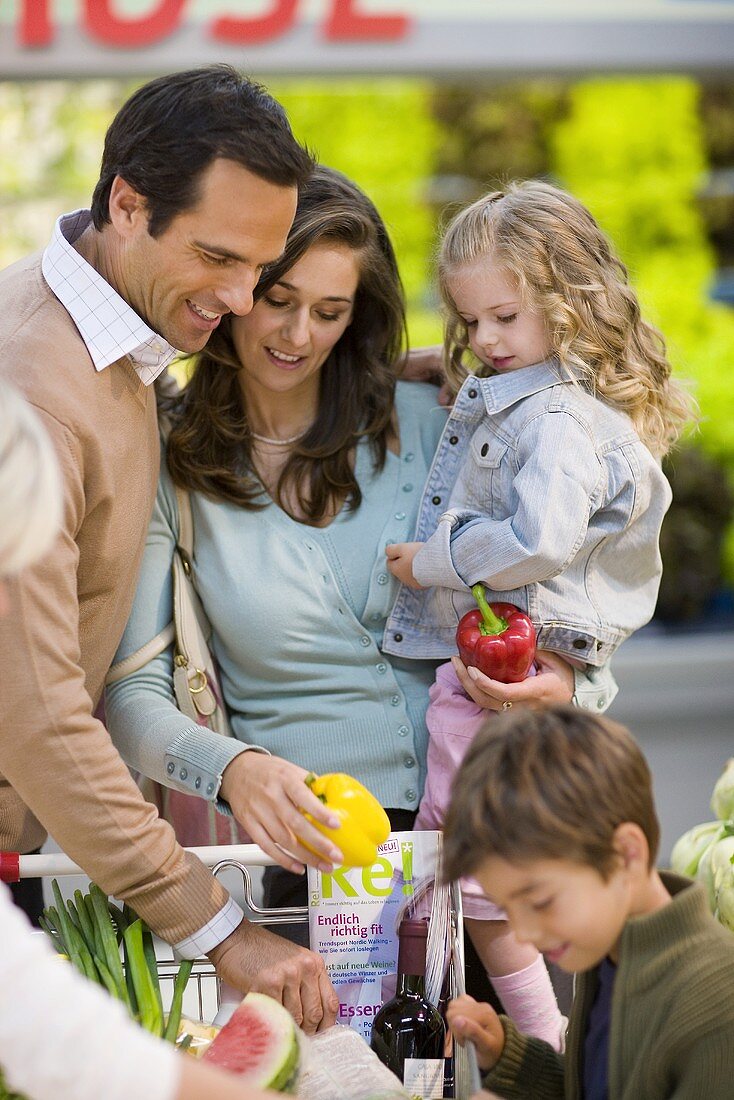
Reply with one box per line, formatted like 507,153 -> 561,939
443,706 -> 660,883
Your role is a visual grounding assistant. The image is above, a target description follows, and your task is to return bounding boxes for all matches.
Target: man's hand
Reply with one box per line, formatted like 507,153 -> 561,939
446,994 -> 505,1073
385,542 -> 425,589
220,752 -> 344,874
399,346 -> 453,406
208,921 -> 338,1034
450,649 -> 575,712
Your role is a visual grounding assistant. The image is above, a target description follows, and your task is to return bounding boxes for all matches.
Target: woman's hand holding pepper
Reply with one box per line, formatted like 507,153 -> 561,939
451,649 -> 575,712
219,752 -> 344,873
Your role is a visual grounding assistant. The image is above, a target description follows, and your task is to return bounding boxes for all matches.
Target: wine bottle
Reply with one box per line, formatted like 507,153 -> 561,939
370,918 -> 446,1099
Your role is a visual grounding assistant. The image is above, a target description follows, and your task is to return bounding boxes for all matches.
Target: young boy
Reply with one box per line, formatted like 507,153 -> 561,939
442,706 -> 734,1099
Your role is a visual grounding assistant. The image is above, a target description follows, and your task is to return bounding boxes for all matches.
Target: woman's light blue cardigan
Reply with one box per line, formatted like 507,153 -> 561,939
105,383 -> 447,813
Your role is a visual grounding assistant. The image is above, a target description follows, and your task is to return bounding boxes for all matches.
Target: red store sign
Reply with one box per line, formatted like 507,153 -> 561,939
17,1 -> 411,49
2,1 -> 733,79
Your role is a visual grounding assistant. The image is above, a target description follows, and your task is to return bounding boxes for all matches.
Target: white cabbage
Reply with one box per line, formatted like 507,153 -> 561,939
711,758 -> 734,822
710,835 -> 734,893
715,865 -> 734,932
696,839 -> 721,911
670,821 -> 724,878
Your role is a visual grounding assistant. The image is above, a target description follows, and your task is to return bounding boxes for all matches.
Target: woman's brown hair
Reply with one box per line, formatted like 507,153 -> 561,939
164,166 -> 407,524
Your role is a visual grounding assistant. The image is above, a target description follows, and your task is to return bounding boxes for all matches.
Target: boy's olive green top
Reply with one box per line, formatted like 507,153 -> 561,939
485,872 -> 734,1099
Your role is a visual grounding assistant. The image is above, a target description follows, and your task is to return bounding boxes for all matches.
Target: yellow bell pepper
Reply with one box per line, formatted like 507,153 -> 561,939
299,772 -> 391,867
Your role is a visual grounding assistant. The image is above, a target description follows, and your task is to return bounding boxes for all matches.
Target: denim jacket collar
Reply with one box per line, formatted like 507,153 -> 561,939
474,357 -> 579,415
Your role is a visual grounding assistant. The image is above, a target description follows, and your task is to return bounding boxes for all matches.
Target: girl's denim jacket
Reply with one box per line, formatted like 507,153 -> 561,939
384,360 -> 671,675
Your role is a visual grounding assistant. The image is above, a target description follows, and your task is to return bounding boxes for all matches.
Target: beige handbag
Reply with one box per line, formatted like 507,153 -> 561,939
107,485 -> 247,846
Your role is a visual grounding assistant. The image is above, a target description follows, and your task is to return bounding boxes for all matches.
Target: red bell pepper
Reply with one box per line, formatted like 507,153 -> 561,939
456,584 -> 536,683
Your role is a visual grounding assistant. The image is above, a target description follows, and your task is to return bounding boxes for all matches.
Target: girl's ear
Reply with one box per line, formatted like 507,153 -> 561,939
613,822 -> 650,873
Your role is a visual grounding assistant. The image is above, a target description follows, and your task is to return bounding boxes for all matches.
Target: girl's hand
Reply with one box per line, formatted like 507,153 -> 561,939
386,542 -> 425,589
451,649 -> 575,712
219,753 -> 344,874
446,994 -> 505,1072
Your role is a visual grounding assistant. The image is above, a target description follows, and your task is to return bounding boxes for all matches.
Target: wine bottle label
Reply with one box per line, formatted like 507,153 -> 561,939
402,1058 -> 444,1099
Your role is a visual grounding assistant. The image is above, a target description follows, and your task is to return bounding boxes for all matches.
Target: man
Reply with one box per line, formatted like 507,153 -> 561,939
0,65 -> 338,1032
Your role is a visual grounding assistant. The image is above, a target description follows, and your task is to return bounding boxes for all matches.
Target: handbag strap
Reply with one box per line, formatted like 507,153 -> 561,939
175,482 -> 195,564
169,486 -> 221,723
107,485 -> 225,730
106,623 -> 175,685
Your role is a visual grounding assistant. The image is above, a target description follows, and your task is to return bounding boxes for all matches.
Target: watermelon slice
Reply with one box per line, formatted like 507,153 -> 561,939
203,991 -> 300,1093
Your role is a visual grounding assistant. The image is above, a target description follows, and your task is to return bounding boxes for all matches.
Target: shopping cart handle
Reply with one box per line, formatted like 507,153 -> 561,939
0,843 -> 276,882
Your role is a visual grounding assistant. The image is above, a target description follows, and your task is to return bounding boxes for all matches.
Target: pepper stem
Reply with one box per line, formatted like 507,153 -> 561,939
304,772 -> 328,804
471,584 -> 507,636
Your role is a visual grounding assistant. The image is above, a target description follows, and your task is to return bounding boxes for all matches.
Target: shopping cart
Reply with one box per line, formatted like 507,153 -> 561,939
2,843 -> 481,1098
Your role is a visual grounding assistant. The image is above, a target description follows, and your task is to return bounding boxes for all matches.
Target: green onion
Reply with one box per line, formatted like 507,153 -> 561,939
123,919 -> 164,1036
40,881 -> 192,1042
89,883 -> 128,1005
164,959 -> 194,1043
74,888 -> 96,947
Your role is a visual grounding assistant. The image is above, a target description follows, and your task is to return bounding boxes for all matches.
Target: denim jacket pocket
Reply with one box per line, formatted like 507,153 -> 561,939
469,423 -> 507,468
466,424 -> 510,517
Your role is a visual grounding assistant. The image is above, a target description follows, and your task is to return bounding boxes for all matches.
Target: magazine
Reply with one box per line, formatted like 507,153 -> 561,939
306,830 -> 452,1042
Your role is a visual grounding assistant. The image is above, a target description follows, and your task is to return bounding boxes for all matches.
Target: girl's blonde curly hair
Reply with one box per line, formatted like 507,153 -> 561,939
438,180 -> 694,458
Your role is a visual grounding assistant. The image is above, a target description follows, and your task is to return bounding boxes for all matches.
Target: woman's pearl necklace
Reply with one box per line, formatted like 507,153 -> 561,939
250,429 -> 308,446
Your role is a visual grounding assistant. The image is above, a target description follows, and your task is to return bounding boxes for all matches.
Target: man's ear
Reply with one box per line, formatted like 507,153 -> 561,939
613,822 -> 650,874
108,175 -> 149,237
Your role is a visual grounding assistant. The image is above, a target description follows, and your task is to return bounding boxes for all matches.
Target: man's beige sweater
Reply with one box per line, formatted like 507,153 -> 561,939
0,254 -> 229,943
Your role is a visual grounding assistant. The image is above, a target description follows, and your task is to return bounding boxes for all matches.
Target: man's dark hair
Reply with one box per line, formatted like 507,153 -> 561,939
91,64 -> 313,237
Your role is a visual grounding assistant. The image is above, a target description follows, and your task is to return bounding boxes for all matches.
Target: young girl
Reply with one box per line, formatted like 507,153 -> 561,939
384,179 -> 693,1050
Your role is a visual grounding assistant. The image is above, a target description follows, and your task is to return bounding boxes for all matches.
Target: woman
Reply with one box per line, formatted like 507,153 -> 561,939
107,167 -> 446,869
0,382 -> 276,1100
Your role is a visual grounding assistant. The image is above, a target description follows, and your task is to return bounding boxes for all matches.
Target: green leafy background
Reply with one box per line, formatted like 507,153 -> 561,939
1,75 -> 732,592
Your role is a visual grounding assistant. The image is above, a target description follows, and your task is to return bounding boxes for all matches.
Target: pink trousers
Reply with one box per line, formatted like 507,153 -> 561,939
415,661 -> 506,920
